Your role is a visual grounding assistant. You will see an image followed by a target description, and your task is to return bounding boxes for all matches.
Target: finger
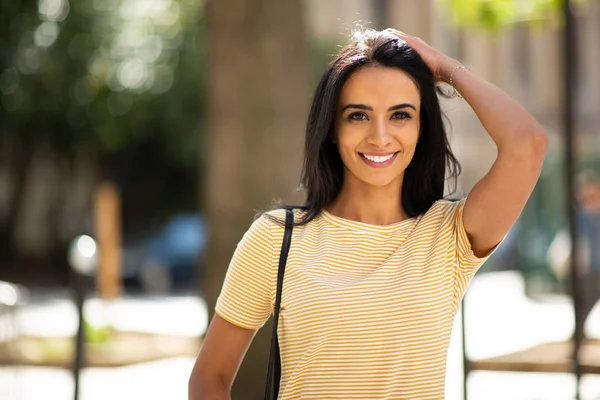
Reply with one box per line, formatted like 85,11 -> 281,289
384,29 -> 414,47
386,28 -> 410,38
384,28 -> 403,37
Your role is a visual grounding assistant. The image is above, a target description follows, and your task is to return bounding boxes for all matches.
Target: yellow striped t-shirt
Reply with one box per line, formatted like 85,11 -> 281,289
216,198 -> 494,399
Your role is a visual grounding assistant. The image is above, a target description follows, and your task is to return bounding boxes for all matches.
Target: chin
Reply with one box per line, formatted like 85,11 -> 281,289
358,173 -> 401,188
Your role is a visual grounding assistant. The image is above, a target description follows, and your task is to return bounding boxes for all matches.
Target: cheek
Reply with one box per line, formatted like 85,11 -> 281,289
335,128 -> 359,154
404,123 -> 420,149
337,144 -> 357,168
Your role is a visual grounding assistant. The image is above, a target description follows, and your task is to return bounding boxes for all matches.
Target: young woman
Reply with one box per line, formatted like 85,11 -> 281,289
189,28 -> 547,399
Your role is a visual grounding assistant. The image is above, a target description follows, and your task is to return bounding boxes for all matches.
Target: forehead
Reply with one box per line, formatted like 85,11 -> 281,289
339,65 -> 421,109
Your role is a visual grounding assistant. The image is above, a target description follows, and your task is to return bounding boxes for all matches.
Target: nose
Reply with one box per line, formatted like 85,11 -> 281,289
366,118 -> 393,148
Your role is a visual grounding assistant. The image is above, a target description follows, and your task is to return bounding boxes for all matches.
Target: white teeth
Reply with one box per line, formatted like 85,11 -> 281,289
363,153 -> 394,163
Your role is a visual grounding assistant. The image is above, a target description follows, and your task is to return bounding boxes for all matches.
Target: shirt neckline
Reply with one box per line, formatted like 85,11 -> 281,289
320,208 -> 419,234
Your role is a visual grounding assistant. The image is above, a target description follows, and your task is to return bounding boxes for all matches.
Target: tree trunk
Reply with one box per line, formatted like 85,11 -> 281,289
0,143 -> 33,265
204,0 -> 310,398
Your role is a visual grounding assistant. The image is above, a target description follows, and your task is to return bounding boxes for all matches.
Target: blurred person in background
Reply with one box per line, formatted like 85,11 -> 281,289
576,171 -> 600,320
189,28 -> 547,399
548,169 -> 600,338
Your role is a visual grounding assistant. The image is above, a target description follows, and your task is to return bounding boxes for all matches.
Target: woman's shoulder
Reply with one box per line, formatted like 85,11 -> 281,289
258,207 -> 310,229
421,196 -> 468,222
261,208 -> 287,222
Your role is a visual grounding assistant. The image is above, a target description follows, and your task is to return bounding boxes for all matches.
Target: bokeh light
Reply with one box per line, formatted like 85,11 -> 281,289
16,47 -> 41,75
0,284 -> 18,307
38,0 -> 70,22
34,21 -> 59,47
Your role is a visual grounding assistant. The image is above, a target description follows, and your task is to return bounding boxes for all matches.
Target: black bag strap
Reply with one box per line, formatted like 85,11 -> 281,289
264,209 -> 294,400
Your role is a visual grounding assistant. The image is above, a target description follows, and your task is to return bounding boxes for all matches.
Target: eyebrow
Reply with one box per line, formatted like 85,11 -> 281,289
341,103 -> 417,112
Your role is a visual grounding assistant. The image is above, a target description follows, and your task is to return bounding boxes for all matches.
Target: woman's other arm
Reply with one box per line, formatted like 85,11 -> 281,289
189,314 -> 257,400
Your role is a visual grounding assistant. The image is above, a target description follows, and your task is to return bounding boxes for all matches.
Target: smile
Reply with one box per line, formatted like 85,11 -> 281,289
359,152 -> 399,168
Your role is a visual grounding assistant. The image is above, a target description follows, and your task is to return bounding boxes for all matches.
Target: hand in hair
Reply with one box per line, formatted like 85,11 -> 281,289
384,28 -> 460,84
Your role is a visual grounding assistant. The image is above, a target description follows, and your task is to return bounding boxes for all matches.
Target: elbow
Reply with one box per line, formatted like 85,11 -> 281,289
501,129 -> 548,162
523,131 -> 548,167
530,130 -> 548,159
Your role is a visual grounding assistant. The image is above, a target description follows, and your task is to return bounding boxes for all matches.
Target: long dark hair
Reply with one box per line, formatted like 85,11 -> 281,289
268,29 -> 461,225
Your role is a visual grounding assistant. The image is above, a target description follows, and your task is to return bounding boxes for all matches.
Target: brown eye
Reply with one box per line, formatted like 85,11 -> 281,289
348,112 -> 367,121
392,111 -> 411,120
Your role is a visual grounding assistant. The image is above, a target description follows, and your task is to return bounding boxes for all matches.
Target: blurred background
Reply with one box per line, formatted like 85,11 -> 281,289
1,0 -> 600,399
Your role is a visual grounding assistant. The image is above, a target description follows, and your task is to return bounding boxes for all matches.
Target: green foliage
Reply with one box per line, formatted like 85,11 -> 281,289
0,0 -> 205,167
436,0 -> 584,31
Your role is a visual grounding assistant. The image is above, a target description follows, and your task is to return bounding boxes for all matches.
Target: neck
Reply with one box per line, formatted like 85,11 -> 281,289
326,176 -> 407,226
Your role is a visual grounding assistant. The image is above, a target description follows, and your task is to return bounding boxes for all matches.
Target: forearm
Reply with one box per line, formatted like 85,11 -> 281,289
441,61 -> 546,153
188,377 -> 230,400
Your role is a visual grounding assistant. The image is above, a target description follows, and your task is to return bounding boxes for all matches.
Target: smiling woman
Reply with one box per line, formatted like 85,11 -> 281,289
189,28 -> 547,400
297,31 -> 460,223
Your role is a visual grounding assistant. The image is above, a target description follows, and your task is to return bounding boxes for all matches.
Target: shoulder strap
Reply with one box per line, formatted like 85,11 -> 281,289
264,209 -> 294,400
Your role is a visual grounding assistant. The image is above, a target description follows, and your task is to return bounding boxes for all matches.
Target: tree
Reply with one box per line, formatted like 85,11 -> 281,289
203,0 -> 310,397
0,0 -> 205,273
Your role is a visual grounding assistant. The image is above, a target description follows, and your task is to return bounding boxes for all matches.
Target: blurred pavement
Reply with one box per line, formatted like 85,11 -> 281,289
2,273 -> 600,399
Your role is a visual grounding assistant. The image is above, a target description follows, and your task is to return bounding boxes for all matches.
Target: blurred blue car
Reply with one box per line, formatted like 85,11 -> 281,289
122,213 -> 208,293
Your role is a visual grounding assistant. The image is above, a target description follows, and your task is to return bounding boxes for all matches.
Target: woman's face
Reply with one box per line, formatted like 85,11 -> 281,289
334,65 -> 421,189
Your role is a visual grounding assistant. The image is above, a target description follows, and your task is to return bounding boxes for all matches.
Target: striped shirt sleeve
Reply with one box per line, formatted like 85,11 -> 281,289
447,197 -> 499,276
215,215 -> 275,330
